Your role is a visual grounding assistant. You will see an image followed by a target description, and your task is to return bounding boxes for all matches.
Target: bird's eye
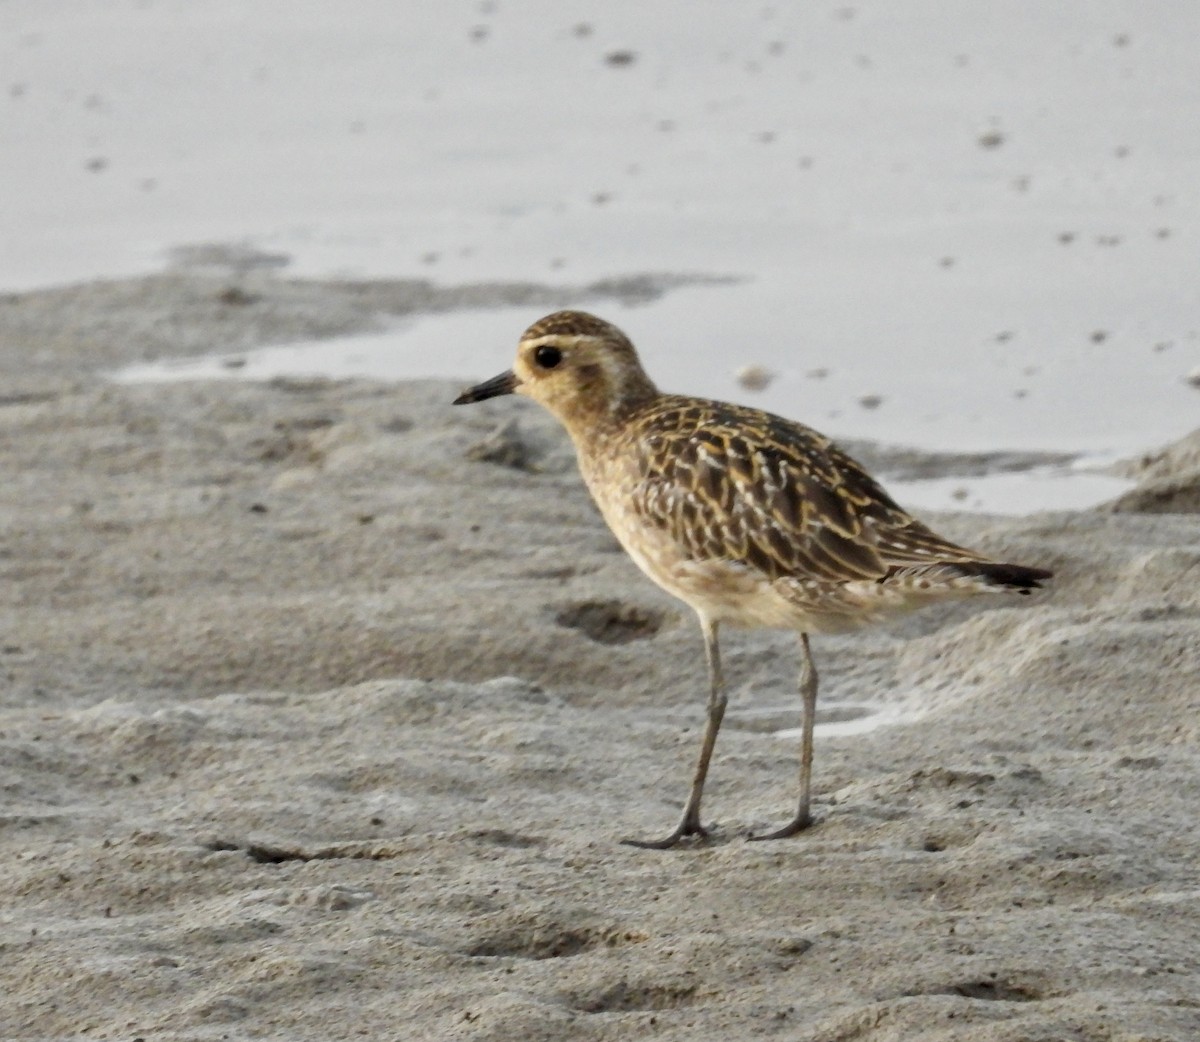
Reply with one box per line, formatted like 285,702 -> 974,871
534,345 -> 562,369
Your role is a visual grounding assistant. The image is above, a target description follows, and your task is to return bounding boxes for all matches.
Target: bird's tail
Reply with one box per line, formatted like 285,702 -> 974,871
884,559 -> 1053,596
966,561 -> 1054,592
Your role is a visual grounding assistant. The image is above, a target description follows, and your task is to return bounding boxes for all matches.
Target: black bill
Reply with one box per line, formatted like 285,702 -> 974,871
453,370 -> 520,404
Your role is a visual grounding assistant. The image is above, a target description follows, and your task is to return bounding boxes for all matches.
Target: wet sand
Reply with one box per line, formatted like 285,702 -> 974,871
1,273 -> 1198,1040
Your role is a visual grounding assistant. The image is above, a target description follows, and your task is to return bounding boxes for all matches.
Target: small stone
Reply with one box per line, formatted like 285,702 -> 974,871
736,365 -> 774,392
604,50 -> 637,67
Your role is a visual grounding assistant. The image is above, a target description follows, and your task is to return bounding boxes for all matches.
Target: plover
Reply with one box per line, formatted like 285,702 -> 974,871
454,310 -> 1052,848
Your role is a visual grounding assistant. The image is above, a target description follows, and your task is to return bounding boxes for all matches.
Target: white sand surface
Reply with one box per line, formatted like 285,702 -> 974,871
1,273 -> 1199,1040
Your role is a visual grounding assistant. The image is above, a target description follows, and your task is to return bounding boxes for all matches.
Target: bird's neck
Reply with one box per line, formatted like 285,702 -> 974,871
553,364 -> 657,438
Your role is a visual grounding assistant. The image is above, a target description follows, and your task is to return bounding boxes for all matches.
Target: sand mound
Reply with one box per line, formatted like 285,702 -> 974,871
1107,427 -> 1200,513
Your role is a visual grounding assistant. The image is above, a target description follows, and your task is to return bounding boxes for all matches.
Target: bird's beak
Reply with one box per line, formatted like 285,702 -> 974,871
453,369 -> 520,405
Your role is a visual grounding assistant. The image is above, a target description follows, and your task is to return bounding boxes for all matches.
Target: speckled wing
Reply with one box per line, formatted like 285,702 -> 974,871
628,398 -> 987,584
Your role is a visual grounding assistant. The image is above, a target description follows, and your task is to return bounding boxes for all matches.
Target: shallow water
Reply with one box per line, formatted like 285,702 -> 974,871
728,701 -> 914,739
112,302 -> 1150,513
16,0 -> 1199,505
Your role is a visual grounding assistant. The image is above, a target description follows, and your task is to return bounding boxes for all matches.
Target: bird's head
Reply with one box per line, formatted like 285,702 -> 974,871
453,310 -> 657,429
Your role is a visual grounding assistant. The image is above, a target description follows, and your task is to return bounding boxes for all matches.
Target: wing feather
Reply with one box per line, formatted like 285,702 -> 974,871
627,398 -> 988,583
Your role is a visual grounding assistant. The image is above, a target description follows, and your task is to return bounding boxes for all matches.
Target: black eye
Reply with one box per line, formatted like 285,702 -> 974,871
534,345 -> 562,369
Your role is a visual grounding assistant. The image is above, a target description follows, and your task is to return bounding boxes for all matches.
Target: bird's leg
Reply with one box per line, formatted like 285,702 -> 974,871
751,632 -> 818,841
623,618 -> 726,849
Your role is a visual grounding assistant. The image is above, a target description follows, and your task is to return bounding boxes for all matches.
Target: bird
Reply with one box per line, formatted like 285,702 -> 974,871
453,310 -> 1052,849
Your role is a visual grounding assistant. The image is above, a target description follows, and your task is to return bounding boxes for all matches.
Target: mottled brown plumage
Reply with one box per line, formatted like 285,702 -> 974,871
455,310 -> 1051,847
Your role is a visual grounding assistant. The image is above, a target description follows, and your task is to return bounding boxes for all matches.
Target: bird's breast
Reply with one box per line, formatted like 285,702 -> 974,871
579,458 -> 797,626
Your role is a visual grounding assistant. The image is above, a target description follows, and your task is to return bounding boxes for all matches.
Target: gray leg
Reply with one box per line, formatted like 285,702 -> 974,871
751,632 -> 818,841
624,617 -> 726,849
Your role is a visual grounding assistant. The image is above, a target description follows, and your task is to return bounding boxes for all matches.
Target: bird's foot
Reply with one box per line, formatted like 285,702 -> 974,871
621,818 -> 710,850
748,811 -> 814,842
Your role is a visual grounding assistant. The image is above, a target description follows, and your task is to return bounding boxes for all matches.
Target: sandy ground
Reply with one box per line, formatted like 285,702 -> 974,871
2,273 -> 1199,1041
